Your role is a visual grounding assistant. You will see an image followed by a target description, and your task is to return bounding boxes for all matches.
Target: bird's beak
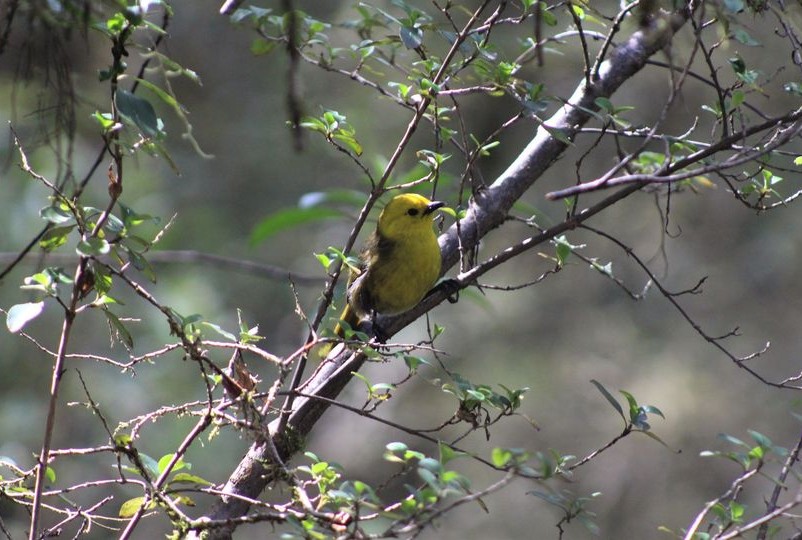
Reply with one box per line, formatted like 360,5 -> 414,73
424,201 -> 445,215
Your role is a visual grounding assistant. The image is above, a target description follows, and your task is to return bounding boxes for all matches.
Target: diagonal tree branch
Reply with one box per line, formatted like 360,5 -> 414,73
188,7 -> 693,539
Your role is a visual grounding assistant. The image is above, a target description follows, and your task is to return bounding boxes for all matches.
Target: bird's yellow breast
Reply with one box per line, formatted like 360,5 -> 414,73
362,225 -> 441,315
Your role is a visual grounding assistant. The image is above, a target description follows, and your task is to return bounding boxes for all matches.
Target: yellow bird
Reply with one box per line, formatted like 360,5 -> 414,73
334,193 -> 445,338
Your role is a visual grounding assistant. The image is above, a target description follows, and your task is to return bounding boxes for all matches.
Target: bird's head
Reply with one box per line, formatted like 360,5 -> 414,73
377,193 -> 445,239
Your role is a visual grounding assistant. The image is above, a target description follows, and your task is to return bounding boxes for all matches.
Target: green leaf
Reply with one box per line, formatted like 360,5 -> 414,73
92,264 -> 113,296
724,0 -> 744,12
172,494 -> 196,508
639,430 -> 673,450
641,405 -> 665,419
116,89 -> 160,138
351,369 -> 371,385
728,56 -> 746,74
332,131 -> 363,155
202,322 -> 237,341
491,447 -> 512,468
527,489 -> 563,507
403,355 -> 429,372
171,472 -> 213,486
590,259 -> 613,276
386,442 -> 408,452
419,78 -> 440,94
138,453 -> 160,478
92,111 -> 117,130
103,213 -> 126,235
127,250 -> 156,282
555,236 -> 572,266
39,225 -> 75,251
729,501 -> 745,520
439,442 -> 464,465
541,123 -> 573,145
251,207 -> 343,245
541,6 -> 557,25
134,78 -> 179,111
730,90 -> 745,109
105,12 -> 128,34
718,433 -> 748,448
418,457 -> 442,473
619,390 -> 639,414
120,203 -> 159,228
76,237 -> 111,256
299,117 -> 327,133
400,25 -> 423,49
6,302 -> 45,333
230,6 -> 271,23
594,97 -> 613,113
251,37 -> 277,56
158,453 -> 185,474
298,190 -> 367,209
40,206 -> 74,225
181,314 -> 203,327
119,496 -> 146,518
314,252 -> 332,269
748,443 -> 765,460
701,104 -> 722,118
748,430 -> 773,449
417,467 -> 439,490
388,81 -> 412,100
103,310 -> 134,348
590,379 -> 626,421
732,28 -> 760,46
45,466 -> 56,484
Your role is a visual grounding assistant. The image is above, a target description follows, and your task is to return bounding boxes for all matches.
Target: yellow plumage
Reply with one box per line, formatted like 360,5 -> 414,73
334,193 -> 445,338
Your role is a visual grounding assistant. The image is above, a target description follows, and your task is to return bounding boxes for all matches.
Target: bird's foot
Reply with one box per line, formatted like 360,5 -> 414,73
363,317 -> 392,343
434,278 -> 461,304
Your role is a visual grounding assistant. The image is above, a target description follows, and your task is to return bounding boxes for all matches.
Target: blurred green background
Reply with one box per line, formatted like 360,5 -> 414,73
2,1 -> 802,538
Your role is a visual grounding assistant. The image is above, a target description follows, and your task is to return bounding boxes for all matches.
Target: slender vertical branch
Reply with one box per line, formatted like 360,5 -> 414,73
28,15 -> 134,539
28,260 -> 85,540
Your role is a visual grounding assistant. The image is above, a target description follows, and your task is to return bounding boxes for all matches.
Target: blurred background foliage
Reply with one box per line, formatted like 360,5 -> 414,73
2,0 -> 802,538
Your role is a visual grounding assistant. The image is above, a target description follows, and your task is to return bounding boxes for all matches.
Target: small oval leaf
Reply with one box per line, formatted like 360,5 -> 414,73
400,26 -> 423,49
40,206 -> 74,225
7,302 -> 45,333
116,89 -> 160,137
76,237 -> 111,256
118,496 -> 146,518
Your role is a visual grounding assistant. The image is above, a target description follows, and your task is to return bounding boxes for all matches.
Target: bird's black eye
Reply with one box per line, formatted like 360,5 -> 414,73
407,208 -> 419,216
